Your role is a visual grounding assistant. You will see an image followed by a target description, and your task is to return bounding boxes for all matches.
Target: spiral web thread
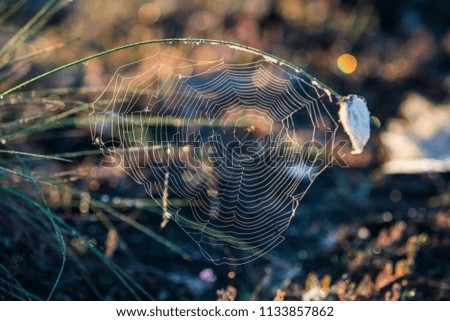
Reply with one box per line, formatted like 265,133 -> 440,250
90,44 -> 340,264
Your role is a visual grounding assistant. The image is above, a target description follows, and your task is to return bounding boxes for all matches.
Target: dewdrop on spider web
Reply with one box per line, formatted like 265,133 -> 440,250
339,95 -> 371,154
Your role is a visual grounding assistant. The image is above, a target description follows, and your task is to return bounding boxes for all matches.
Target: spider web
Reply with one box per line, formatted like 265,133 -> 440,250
90,42 -> 342,265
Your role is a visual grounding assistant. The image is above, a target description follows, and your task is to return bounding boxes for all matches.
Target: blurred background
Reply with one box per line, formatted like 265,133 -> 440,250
0,0 -> 448,300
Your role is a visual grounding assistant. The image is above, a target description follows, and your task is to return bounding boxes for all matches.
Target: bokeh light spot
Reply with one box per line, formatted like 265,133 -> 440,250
138,3 -> 161,25
337,53 -> 358,74
357,227 -> 370,239
370,115 -> 382,129
382,211 -> 393,222
199,268 -> 216,282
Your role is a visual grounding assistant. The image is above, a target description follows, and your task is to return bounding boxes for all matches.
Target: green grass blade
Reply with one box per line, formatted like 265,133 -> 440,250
0,38 -> 342,99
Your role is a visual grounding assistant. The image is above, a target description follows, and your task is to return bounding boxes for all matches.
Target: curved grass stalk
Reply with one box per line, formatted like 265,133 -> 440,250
0,38 -> 341,99
0,187 -> 65,300
4,144 -> 67,301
